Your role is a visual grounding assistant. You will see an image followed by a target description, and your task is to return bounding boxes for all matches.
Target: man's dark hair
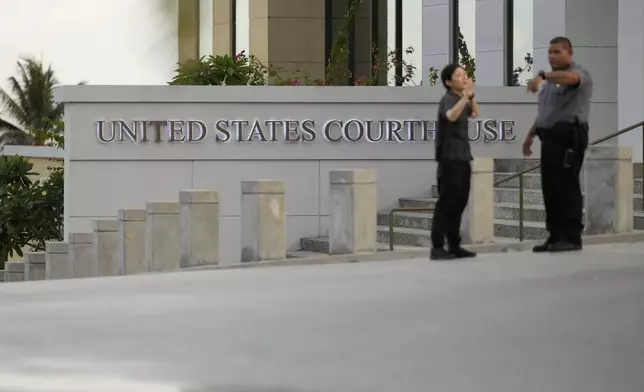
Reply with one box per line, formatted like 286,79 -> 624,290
550,36 -> 573,54
440,63 -> 462,89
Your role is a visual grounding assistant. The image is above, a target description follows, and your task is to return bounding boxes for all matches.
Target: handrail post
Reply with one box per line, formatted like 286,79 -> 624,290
519,173 -> 524,241
389,210 -> 395,251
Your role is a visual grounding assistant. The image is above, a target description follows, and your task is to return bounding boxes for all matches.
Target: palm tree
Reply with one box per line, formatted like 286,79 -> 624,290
0,57 -> 63,146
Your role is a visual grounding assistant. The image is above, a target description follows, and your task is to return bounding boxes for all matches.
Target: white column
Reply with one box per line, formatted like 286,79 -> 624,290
618,0 -> 644,162
69,233 -> 96,278
241,180 -> 286,263
46,242 -> 72,280
179,190 -> 220,267
4,262 -> 25,283
94,220 -> 120,277
24,252 -> 46,281
422,0 -> 454,85
328,169 -> 377,254
118,209 -> 148,275
475,0 -> 505,85
461,158 -> 495,243
584,146 -> 634,234
533,0 -> 618,138
145,202 -> 181,271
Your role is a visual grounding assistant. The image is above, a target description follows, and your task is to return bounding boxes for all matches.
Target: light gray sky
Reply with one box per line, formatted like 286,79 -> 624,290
0,0 -> 177,89
0,0 -> 533,91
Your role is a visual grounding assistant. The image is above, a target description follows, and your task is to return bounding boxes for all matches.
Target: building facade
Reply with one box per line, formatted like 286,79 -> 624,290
179,0 -> 643,162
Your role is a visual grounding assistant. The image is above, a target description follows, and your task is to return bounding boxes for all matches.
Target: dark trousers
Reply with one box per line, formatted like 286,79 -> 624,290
537,121 -> 589,245
431,160 -> 472,249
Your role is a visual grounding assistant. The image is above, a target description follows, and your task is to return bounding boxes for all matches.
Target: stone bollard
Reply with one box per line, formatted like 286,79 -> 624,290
584,146 -> 634,234
329,169 -> 377,254
46,242 -> 72,280
461,157 -> 495,244
145,202 -> 180,271
69,233 -> 95,278
24,252 -> 47,281
241,180 -> 286,263
118,209 -> 148,275
4,261 -> 25,283
179,190 -> 220,267
93,220 -> 120,276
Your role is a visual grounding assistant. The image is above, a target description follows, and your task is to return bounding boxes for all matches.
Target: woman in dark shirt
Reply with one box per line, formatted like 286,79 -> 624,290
430,64 -> 478,260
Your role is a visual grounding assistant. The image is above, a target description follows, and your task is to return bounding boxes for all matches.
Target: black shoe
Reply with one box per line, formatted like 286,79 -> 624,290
430,248 -> 455,260
449,247 -> 477,258
533,238 -> 556,253
548,241 -> 582,252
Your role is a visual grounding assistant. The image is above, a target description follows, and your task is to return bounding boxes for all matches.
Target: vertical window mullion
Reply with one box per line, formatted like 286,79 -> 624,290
394,0 -> 402,85
231,0 -> 237,54
504,0 -> 514,85
449,0 -> 459,63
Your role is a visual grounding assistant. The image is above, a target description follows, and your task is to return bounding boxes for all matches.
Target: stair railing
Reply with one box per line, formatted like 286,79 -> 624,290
387,120 -> 644,251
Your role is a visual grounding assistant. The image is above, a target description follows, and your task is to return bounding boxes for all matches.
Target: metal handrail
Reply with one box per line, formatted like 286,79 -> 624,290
388,121 -> 644,251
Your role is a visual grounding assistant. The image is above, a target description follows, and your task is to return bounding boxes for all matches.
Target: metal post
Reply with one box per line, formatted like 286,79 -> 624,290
518,173 -> 524,241
389,210 -> 395,251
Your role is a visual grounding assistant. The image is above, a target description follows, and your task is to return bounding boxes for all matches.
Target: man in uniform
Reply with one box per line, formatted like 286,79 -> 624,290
430,64 -> 478,260
522,36 -> 593,252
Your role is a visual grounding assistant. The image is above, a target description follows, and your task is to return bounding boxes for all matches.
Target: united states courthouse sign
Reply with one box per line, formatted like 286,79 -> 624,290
95,118 -> 517,144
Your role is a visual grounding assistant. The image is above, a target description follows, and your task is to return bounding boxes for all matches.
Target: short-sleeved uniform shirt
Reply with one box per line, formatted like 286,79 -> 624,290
435,90 -> 473,162
536,61 -> 593,129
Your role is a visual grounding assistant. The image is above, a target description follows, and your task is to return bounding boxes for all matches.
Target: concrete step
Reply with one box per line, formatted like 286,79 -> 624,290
494,202 -> 548,221
493,188 -> 644,208
377,225 -> 431,247
635,194 -> 643,210
302,213 -> 644,252
381,205 -> 644,230
493,219 -> 547,240
494,159 -> 542,173
380,207 -> 550,230
377,211 -> 432,230
299,235 -> 418,253
429,186 -> 621,206
401,194 -> 640,214
377,221 -> 551,246
302,220 -> 550,252
300,236 -> 330,253
398,197 -> 437,209
493,173 -> 542,189
492,173 -> 643,193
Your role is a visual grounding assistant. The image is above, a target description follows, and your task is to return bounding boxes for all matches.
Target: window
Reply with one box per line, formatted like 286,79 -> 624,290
509,0 -> 533,86
235,0 -> 249,54
199,0 -> 213,57
452,0 -> 475,79
457,0 -> 475,62
386,0 -> 423,86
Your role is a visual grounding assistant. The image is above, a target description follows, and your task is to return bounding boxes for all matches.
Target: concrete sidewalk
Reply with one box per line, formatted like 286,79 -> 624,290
1,243 -> 643,392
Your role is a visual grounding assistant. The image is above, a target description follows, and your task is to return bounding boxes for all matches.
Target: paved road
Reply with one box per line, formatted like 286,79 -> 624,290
1,243 -> 644,392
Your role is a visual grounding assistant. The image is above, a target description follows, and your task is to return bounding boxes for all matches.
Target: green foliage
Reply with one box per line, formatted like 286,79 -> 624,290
512,52 -> 534,86
0,57 -> 68,146
0,155 -> 64,267
457,31 -> 476,80
169,54 -> 251,85
325,0 -> 363,85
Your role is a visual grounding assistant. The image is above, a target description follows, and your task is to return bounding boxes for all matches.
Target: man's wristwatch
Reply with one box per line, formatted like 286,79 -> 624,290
538,70 -> 547,80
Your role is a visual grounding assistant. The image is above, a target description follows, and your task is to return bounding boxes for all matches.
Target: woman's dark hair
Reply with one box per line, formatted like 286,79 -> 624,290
440,63 -> 462,89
